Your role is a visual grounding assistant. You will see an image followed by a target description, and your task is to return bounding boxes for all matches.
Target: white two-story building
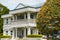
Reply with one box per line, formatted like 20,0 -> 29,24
1,3 -> 41,38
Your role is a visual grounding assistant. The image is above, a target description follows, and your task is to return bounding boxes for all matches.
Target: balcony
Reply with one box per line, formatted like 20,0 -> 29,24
4,19 -> 36,29
12,19 -> 36,27
3,12 -> 37,29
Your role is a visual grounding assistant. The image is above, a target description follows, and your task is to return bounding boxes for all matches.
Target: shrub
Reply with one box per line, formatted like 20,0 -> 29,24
0,33 -> 11,38
0,35 -> 11,38
27,34 -> 42,38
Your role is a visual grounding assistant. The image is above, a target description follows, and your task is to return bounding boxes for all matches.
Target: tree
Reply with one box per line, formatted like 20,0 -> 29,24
36,0 -> 60,34
0,4 -> 9,33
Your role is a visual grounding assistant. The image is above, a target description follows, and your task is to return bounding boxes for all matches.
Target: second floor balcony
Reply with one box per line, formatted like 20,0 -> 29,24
11,19 -> 36,26
3,12 -> 37,28
3,19 -> 36,30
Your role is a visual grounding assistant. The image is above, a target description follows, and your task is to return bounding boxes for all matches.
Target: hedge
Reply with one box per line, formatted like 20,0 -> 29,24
27,34 -> 43,38
0,35 -> 11,38
0,33 -> 11,38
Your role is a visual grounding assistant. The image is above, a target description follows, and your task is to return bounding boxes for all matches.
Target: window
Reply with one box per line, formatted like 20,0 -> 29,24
17,14 -> 24,19
11,31 -> 13,35
11,18 -> 13,21
30,12 -> 37,19
5,19 -> 8,24
31,30 -> 33,34
6,31 -> 8,35
26,28 -> 27,36
11,18 -> 13,22
30,14 -> 34,19
26,13 -> 27,19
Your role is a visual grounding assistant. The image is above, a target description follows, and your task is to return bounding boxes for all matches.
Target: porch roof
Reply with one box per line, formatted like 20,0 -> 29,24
9,7 -> 40,14
1,14 -> 13,18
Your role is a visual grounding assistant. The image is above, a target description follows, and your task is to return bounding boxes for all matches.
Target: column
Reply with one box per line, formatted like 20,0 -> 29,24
27,28 -> 31,35
16,28 -> 17,38
27,12 -> 30,19
13,15 -> 17,21
8,30 -> 11,36
12,16 -> 14,21
24,14 -> 26,19
27,12 -> 30,26
24,28 -> 26,37
15,15 -> 17,21
12,29 -> 14,38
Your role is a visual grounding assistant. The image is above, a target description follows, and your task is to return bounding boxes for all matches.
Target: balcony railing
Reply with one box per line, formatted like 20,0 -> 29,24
11,19 -> 36,25
4,19 -> 36,29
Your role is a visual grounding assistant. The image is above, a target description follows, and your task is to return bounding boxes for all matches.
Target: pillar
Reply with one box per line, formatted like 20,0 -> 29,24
27,28 -> 31,35
27,12 -> 30,19
24,28 -> 26,37
16,28 -> 17,38
8,30 -> 10,35
24,14 -> 26,19
12,16 -> 14,21
12,29 -> 14,38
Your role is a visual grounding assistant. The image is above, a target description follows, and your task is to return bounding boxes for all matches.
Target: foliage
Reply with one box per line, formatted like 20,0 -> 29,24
0,4 -> 9,33
0,4 -> 9,15
0,34 -> 11,38
0,36 -> 11,38
36,0 -> 60,34
0,33 -> 11,38
27,34 -> 42,38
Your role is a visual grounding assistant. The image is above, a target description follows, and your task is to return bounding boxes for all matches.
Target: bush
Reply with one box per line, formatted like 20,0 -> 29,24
0,35 -> 11,38
0,33 -> 11,38
27,34 -> 42,38
0,33 -> 3,35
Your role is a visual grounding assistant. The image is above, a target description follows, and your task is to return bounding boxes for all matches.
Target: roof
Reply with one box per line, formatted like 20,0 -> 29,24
10,3 -> 40,11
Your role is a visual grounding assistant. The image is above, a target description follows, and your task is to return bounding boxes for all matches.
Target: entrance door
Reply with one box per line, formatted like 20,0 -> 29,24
17,29 -> 24,38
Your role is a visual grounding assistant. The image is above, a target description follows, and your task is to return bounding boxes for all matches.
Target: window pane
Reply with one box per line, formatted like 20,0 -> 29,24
11,18 -> 13,21
6,19 -> 8,24
26,13 -> 27,19
31,30 -> 33,34
6,31 -> 8,33
30,12 -> 37,19
26,28 -> 27,36
30,14 -> 34,19
17,14 -> 24,19
6,31 -> 8,35
11,31 -> 13,35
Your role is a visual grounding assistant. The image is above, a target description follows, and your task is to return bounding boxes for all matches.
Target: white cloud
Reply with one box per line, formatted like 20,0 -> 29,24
0,0 -> 46,10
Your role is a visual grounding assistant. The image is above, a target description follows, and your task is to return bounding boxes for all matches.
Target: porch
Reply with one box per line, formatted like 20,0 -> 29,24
12,27 -> 38,38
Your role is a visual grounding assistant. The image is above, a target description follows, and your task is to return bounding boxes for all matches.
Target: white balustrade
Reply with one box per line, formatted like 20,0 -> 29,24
3,19 -> 36,29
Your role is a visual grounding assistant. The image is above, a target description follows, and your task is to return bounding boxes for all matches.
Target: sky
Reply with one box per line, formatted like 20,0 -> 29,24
0,0 -> 46,10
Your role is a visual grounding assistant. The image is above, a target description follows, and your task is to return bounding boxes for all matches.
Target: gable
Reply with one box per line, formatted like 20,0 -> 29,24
15,3 -> 26,9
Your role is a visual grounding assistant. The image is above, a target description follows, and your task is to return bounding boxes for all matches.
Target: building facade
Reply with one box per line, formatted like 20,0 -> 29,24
1,3 -> 40,38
